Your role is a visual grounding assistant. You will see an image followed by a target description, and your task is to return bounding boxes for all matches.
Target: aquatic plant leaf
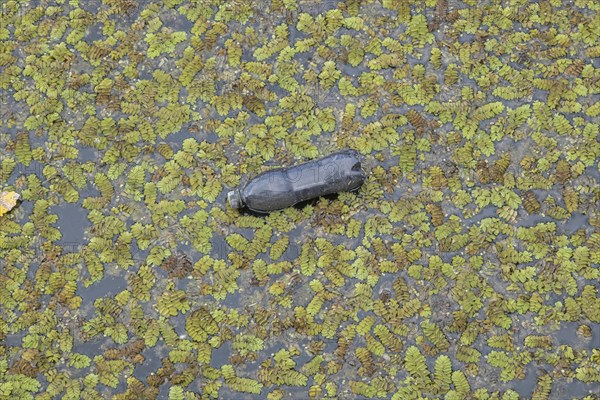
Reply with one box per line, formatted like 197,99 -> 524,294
222,365 -> 263,394
433,355 -> 452,394
452,370 -> 471,395
422,320 -> 450,351
15,132 -> 32,166
399,142 -> 417,173
404,346 -> 431,388
157,288 -> 190,317
270,236 -> 289,261
318,61 -> 341,90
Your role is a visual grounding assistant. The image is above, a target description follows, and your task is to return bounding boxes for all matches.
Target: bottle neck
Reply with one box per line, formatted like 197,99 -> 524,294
227,190 -> 243,209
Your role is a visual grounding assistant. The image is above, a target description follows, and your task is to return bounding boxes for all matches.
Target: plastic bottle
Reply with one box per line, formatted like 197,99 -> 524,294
227,149 -> 366,213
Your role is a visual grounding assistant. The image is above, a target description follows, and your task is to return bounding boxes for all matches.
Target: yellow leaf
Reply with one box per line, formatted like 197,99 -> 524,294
0,191 -> 20,216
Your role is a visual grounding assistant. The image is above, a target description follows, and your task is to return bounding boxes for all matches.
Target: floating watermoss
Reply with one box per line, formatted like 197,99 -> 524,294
1,0 -> 599,398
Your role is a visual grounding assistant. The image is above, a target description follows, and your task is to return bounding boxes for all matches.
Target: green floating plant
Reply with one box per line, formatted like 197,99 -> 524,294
222,364 -> 263,394
404,346 -> 432,389
156,284 -> 190,317
144,28 -> 187,59
0,0 -> 598,398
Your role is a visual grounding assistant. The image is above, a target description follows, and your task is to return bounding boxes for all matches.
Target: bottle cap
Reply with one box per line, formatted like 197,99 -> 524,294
227,190 -> 243,209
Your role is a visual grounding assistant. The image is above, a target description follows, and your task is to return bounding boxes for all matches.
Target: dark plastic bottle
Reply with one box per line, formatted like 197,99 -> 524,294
227,149 -> 366,213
